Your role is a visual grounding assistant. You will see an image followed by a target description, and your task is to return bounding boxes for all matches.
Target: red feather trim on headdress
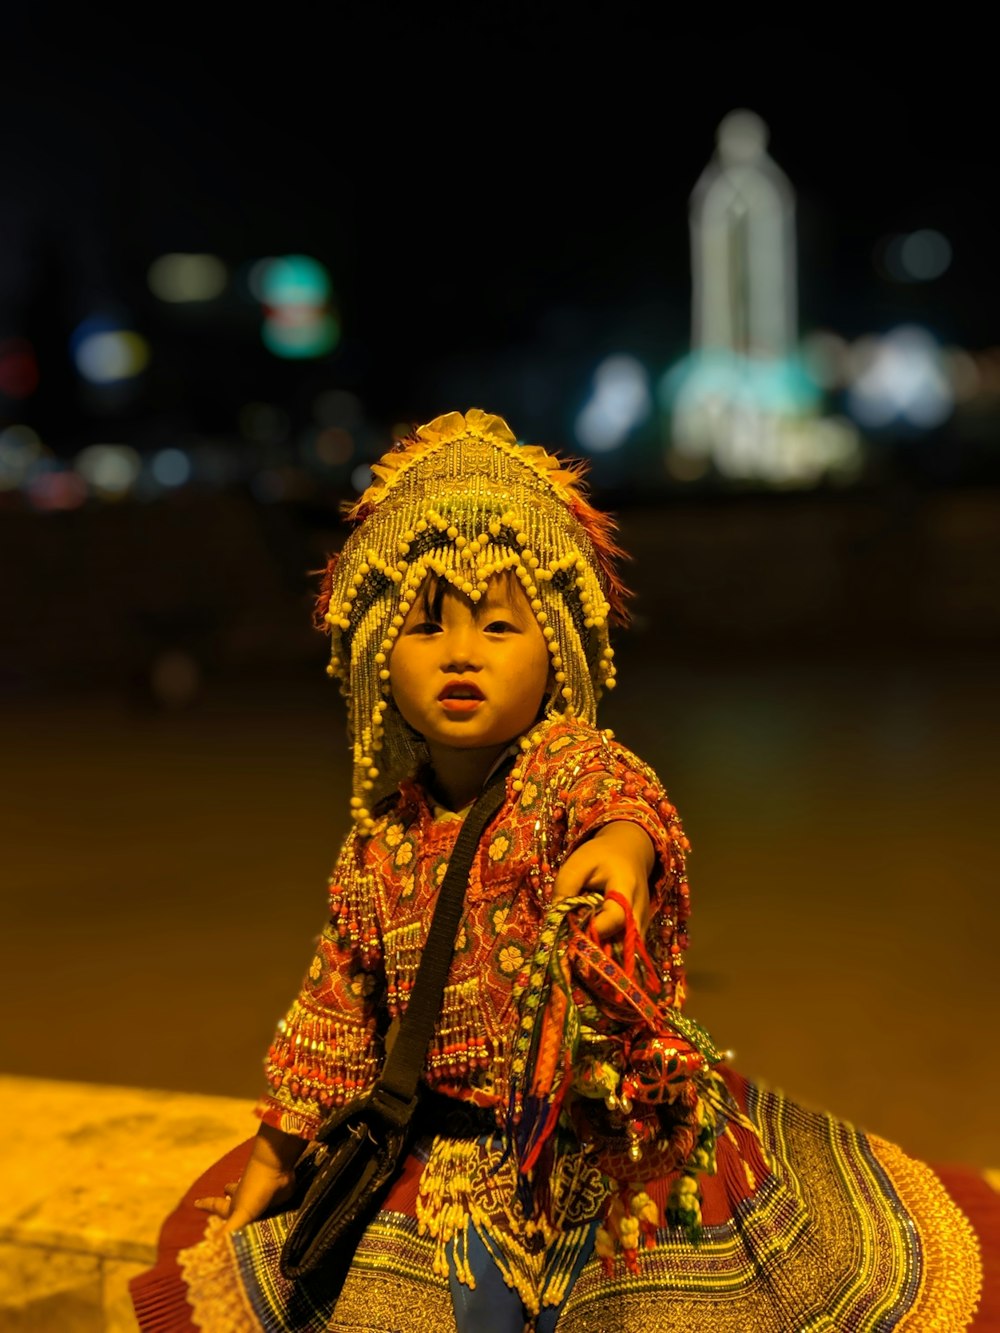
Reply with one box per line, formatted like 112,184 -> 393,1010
494,442 -> 633,627
311,552 -> 340,632
567,491 -> 632,628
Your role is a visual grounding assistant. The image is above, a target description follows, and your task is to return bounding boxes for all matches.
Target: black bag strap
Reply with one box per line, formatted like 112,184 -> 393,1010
340,755 -> 514,1135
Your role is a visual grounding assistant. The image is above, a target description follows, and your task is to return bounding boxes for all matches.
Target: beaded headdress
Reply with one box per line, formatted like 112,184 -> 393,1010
316,409 -> 629,834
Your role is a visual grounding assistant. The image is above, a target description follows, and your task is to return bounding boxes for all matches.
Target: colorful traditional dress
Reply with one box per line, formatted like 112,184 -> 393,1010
133,714 -> 982,1331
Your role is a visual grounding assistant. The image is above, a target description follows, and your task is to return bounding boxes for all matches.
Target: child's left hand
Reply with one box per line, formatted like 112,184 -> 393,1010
552,821 -> 654,940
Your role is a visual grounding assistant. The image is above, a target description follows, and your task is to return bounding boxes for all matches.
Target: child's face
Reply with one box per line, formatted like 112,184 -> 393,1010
389,575 -> 551,756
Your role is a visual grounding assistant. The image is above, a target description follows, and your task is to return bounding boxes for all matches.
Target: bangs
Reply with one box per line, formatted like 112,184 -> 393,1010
415,568 -> 527,622
416,573 -> 448,623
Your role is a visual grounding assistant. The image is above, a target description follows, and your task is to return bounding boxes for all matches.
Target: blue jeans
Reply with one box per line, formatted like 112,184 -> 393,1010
446,1219 -> 598,1333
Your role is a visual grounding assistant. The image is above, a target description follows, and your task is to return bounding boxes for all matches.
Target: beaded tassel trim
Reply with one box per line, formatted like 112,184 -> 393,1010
261,998 -> 380,1126
416,1133 -> 607,1318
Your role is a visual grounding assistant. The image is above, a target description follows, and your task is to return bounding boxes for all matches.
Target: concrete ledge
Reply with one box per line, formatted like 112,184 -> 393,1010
0,1075 -> 254,1331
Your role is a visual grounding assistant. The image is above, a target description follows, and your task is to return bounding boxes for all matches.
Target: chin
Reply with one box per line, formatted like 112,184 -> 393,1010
435,732 -> 497,749
430,725 -> 510,750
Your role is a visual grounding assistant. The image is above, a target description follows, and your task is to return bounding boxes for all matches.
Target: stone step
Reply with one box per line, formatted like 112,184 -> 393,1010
0,1075 -> 254,1331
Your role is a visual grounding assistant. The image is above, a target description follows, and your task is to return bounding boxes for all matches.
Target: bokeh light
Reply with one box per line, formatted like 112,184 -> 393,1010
261,309 -> 340,360
879,230 -> 952,283
0,425 -> 44,491
250,255 -> 331,306
312,427 -> 355,466
71,316 -> 150,385
151,448 -> 192,488
26,467 -> 88,511
350,463 -> 373,492
250,255 -> 340,360
0,338 -> 40,399
74,444 -> 142,500
801,331 -> 850,391
147,254 -> 228,303
575,355 -> 651,452
846,326 -> 953,428
944,349 -> 981,403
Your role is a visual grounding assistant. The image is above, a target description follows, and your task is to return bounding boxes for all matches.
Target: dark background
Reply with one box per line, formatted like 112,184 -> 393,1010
2,19 -> 998,1167
4,22 -> 1000,449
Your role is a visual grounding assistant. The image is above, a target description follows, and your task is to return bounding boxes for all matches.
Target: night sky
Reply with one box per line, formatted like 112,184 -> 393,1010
4,19 -> 998,443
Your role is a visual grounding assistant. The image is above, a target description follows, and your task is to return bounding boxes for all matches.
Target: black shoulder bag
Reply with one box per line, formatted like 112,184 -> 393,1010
279,758 -> 512,1282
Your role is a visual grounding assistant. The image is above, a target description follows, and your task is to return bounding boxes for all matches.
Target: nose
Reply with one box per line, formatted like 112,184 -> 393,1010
440,623 -> 482,674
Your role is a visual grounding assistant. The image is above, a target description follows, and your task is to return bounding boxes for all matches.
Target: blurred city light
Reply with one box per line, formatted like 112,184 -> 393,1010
151,448 -> 192,487
879,230 -> 952,283
251,255 -> 330,306
846,326 -> 953,429
0,107 -> 994,516
0,425 -> 44,491
575,355 -> 651,452
664,369 -> 861,485
147,253 -> 228,303
801,330 -> 850,390
351,462 -> 373,492
71,316 -> 150,385
251,255 -> 340,360
0,337 -> 40,399
974,348 -> 1000,394
944,349 -> 981,402
311,426 -> 355,466
74,444 -> 142,500
262,308 -> 340,359
663,350 -> 833,484
26,467 -> 88,511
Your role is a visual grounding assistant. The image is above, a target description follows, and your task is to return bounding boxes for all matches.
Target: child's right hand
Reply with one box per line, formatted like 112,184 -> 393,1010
553,820 -> 654,940
194,1122 -> 304,1234
194,1164 -> 296,1234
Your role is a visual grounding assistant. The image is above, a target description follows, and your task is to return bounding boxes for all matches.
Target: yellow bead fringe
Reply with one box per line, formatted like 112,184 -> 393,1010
415,1133 -> 604,1318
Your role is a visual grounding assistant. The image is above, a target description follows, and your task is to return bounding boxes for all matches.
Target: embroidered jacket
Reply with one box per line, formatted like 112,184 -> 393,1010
256,715 -> 690,1138
169,729 -> 982,1333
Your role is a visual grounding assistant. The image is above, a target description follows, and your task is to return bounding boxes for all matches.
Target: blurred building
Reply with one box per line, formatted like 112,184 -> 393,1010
663,111 -> 860,487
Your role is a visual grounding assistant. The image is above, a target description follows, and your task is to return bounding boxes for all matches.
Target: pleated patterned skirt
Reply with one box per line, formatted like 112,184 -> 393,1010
131,1069 -> 992,1331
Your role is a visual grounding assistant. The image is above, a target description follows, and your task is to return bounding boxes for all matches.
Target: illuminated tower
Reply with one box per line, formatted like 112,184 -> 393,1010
663,111 -> 857,485
689,110 -> 797,359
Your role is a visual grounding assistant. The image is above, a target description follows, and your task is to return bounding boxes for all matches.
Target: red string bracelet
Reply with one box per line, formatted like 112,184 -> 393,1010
591,889 -> 662,996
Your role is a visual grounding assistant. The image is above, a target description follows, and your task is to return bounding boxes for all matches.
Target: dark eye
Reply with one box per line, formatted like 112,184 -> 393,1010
409,621 -> 441,635
484,619 -> 516,633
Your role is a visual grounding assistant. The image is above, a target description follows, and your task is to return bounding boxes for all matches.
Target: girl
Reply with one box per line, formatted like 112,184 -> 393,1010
132,409 -> 982,1331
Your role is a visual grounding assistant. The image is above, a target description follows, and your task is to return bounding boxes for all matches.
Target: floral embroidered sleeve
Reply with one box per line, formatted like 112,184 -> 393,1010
506,725 -> 706,1211
254,831 -> 385,1138
556,729 -> 692,1007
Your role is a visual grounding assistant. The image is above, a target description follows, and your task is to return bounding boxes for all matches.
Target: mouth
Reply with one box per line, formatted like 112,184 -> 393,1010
438,680 -> 485,713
